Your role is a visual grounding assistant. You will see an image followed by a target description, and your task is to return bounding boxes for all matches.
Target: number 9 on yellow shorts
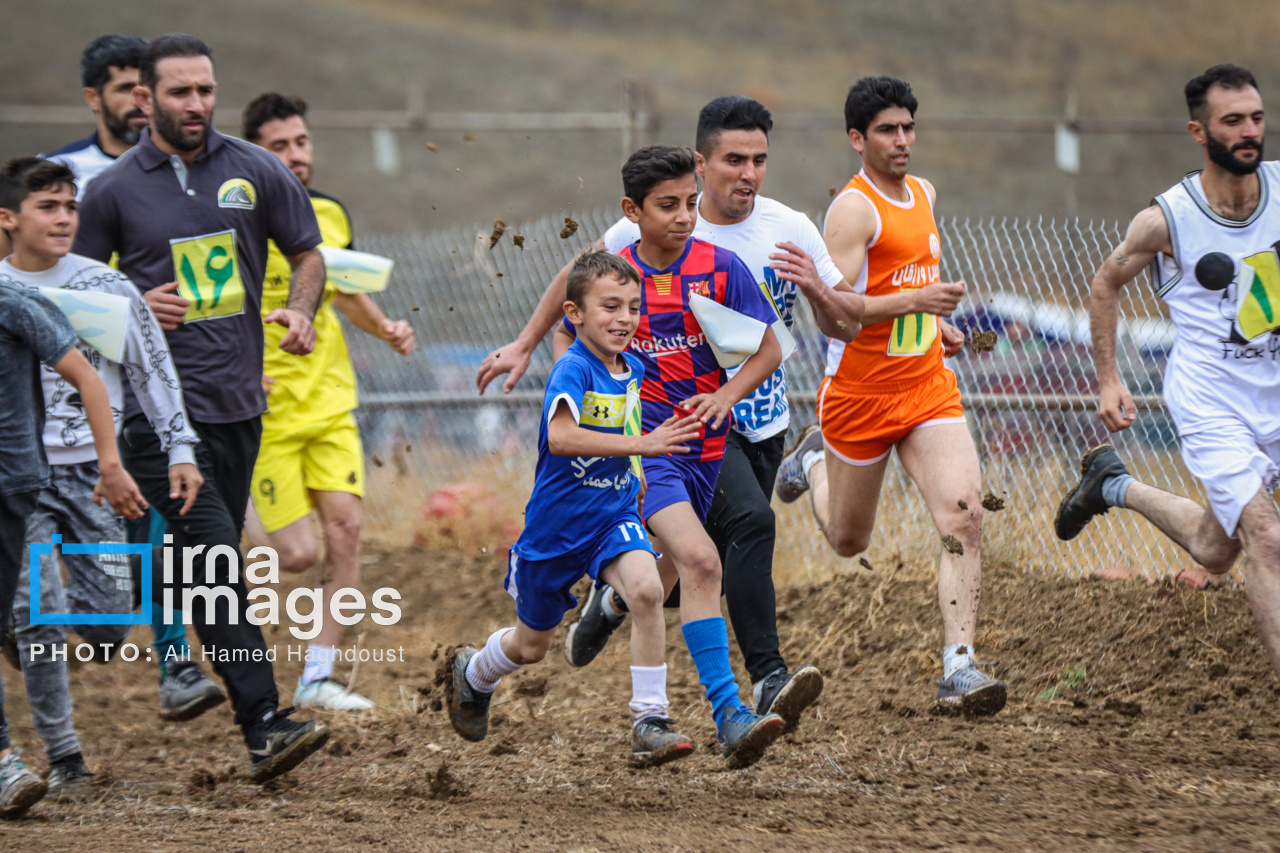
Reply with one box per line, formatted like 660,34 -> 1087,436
251,411 -> 365,533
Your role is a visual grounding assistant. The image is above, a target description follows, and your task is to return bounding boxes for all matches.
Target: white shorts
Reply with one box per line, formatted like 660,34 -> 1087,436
1179,422 -> 1280,538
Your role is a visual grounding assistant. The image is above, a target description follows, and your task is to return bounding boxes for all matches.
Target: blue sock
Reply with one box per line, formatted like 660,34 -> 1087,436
681,617 -> 744,729
143,509 -> 190,677
152,608 -> 190,678
1101,473 -> 1135,509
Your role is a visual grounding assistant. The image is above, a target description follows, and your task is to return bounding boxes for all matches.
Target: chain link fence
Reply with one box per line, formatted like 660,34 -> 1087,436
347,210 -> 1217,580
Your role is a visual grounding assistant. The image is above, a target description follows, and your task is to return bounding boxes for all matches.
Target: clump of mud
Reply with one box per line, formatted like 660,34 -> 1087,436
968,330 -> 999,352
560,216 -> 579,239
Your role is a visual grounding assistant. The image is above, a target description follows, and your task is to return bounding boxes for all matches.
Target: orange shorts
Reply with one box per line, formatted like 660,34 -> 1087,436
817,369 -> 966,465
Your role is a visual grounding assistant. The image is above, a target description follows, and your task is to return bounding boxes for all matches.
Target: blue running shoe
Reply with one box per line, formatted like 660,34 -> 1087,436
718,706 -> 786,768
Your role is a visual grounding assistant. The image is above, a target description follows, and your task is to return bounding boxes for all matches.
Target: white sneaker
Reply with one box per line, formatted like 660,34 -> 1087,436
293,677 -> 375,711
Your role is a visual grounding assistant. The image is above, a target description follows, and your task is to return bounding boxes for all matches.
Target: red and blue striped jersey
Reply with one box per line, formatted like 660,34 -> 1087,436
618,237 -> 776,462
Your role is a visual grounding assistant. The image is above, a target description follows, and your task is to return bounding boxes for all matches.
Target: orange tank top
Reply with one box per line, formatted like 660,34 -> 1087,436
824,171 -> 944,391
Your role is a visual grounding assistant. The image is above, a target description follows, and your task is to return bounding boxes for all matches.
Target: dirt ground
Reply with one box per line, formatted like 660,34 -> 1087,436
4,544 -> 1280,852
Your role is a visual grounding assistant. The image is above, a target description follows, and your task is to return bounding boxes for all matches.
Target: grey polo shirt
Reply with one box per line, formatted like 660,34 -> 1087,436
75,127 -> 321,424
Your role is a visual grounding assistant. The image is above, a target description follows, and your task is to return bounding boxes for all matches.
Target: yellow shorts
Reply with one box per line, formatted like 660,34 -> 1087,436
251,411 -> 365,532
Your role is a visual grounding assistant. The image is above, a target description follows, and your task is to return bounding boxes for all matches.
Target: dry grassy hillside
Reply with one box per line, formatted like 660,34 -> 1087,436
1,0 -> 1276,232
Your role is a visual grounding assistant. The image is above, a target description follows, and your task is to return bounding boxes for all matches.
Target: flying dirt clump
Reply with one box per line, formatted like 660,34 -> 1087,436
512,232 -> 525,250
941,534 -> 965,555
968,330 -> 999,353
488,218 -> 507,249
560,216 -> 579,239
957,499 -> 968,510
982,492 -> 1006,512
858,557 -> 873,571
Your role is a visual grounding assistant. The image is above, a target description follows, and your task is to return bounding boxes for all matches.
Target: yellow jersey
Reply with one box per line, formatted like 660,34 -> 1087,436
261,189 -> 357,425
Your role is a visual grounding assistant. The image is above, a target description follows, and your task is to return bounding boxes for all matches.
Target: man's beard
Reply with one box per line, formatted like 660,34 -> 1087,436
153,103 -> 210,153
103,105 -> 145,147
1206,129 -> 1263,176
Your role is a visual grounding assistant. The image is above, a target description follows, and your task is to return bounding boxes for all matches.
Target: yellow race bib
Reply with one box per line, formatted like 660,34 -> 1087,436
170,230 -> 246,323
1238,249 -> 1280,341
887,311 -> 937,356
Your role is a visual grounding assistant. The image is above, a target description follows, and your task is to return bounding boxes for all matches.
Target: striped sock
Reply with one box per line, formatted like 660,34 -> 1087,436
464,628 -> 521,693
681,617 -> 745,729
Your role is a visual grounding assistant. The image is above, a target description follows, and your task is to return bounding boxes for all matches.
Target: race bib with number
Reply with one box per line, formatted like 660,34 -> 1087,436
887,311 -> 937,356
624,380 -> 642,477
170,230 -> 246,323
1237,248 -> 1280,341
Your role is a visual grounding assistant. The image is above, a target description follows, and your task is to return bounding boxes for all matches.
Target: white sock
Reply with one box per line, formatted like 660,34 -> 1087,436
801,449 -> 824,478
943,643 -> 975,679
301,644 -> 337,685
628,663 -> 669,725
601,585 -> 624,619
465,628 -> 521,693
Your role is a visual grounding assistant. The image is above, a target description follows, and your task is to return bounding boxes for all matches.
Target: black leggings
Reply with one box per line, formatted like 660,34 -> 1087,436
666,431 -> 786,683
121,414 -> 278,728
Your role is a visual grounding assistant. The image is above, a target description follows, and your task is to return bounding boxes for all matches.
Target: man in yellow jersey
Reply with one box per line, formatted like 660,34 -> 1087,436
775,76 -> 1006,716
241,93 -> 415,711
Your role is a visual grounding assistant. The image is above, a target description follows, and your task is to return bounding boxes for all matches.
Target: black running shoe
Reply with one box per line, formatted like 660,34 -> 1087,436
1055,443 -> 1130,541
631,717 -> 695,768
244,707 -> 330,784
718,706 -> 785,769
158,661 -> 226,722
564,584 -> 625,668
446,647 -> 493,742
753,665 -> 824,732
46,755 -> 95,803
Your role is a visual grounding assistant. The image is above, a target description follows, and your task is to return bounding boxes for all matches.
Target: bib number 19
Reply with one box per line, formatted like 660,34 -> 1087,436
169,230 -> 246,323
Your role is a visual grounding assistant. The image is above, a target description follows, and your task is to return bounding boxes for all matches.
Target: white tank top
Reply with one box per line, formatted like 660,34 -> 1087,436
1151,161 -> 1280,439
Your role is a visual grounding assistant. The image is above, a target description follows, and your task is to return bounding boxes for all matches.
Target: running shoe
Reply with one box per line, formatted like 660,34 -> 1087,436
294,677 -> 375,712
244,707 -> 330,784
631,717 -> 695,767
564,584 -> 625,668
158,661 -> 227,722
446,647 -> 493,742
774,424 -> 824,504
0,750 -> 47,818
46,755 -> 95,803
718,706 -> 786,769
1054,443 -> 1130,541
753,665 -> 824,732
935,666 -> 1007,716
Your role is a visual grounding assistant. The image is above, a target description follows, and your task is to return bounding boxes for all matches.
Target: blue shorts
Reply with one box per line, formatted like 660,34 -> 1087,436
641,454 -> 721,523
505,510 -> 656,632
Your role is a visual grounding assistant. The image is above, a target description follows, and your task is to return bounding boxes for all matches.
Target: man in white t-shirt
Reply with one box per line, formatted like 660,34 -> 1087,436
1058,63 -> 1280,682
476,96 -> 864,730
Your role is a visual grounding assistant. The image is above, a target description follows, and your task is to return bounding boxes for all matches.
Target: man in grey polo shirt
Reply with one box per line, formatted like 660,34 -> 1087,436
75,33 -> 329,783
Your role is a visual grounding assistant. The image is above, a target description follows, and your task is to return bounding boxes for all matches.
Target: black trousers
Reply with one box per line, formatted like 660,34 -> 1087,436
0,489 -> 37,745
665,430 -> 787,683
121,414 -> 277,727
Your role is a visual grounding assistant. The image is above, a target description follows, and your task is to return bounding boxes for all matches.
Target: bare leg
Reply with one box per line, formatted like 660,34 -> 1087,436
600,550 -> 665,667
896,423 -> 983,647
1236,490 -> 1280,679
807,451 -> 888,557
645,502 -> 723,624
1124,483 -> 1241,573
309,491 -> 363,649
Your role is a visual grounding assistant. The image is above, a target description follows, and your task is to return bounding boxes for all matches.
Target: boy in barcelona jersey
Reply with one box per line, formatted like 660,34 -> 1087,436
446,250 -> 704,767
552,146 -> 789,766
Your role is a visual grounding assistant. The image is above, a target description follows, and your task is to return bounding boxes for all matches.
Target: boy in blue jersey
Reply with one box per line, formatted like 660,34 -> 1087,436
553,146 -> 789,767
447,250 -> 704,766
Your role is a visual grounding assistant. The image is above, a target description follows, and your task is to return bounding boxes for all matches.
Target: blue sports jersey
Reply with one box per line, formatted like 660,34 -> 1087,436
514,339 -> 644,560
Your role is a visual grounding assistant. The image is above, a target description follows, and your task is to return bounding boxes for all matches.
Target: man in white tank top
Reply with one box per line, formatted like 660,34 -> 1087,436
1057,64 -> 1280,683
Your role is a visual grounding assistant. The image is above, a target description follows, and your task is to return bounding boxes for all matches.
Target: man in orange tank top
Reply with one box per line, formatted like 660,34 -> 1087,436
776,76 -> 1006,716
